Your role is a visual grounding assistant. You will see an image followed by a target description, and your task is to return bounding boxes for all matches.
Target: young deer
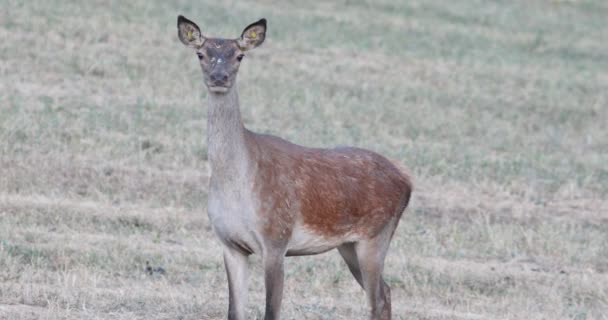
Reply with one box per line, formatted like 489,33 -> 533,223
177,15 -> 412,320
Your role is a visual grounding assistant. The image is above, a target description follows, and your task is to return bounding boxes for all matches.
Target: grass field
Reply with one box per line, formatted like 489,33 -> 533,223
1,0 -> 608,319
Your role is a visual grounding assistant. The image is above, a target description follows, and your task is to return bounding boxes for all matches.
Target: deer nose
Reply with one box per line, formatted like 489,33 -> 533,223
210,72 -> 228,83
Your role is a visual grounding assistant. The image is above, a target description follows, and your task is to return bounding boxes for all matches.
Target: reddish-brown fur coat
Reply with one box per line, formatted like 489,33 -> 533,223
246,130 -> 412,246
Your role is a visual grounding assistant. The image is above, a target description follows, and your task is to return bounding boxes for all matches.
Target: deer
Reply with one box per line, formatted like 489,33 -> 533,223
177,15 -> 412,320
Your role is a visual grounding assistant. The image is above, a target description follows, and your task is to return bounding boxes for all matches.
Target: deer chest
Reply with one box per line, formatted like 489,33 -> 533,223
207,181 -> 261,254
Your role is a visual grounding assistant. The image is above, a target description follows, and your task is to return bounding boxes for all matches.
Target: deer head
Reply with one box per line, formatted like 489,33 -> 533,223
177,15 -> 266,93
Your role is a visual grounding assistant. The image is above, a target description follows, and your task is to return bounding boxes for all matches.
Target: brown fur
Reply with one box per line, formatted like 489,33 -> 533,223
247,131 -> 412,242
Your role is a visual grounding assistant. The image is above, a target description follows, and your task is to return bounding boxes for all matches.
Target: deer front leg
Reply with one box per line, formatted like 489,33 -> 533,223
223,247 -> 249,320
263,253 -> 285,320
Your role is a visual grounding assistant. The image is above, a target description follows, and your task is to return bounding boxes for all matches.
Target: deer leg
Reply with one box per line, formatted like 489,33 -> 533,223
338,243 -> 364,288
355,235 -> 393,320
340,242 -> 392,318
263,252 -> 285,320
223,247 -> 249,320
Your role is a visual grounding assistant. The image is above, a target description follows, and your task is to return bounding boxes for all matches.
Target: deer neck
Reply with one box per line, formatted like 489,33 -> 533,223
207,86 -> 249,183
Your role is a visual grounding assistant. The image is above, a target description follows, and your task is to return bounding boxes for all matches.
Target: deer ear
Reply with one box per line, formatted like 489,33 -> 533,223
238,18 -> 266,51
177,15 -> 205,48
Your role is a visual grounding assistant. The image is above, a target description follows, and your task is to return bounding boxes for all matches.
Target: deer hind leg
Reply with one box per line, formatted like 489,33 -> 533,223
338,242 -> 364,288
354,231 -> 394,320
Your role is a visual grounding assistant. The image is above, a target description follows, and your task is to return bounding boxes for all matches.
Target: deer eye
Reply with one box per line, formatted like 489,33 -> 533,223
237,54 -> 245,62
196,53 -> 205,60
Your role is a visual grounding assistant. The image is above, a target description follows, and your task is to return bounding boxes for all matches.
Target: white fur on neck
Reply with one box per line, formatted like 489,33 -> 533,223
207,86 -> 249,184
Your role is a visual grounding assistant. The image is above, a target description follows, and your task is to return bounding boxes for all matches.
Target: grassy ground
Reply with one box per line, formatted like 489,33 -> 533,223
1,0 -> 607,319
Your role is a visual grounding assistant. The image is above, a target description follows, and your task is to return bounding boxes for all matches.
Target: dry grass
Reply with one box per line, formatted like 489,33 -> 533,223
1,0 -> 608,319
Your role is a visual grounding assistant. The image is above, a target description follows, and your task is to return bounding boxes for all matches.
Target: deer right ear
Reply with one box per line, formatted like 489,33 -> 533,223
177,15 -> 205,48
238,18 -> 266,51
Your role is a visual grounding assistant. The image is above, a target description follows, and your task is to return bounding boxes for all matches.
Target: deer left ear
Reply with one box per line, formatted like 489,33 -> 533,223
238,18 -> 266,51
177,15 -> 206,48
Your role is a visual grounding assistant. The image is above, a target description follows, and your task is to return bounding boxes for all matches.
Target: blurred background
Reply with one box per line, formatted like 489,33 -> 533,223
1,0 -> 607,319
